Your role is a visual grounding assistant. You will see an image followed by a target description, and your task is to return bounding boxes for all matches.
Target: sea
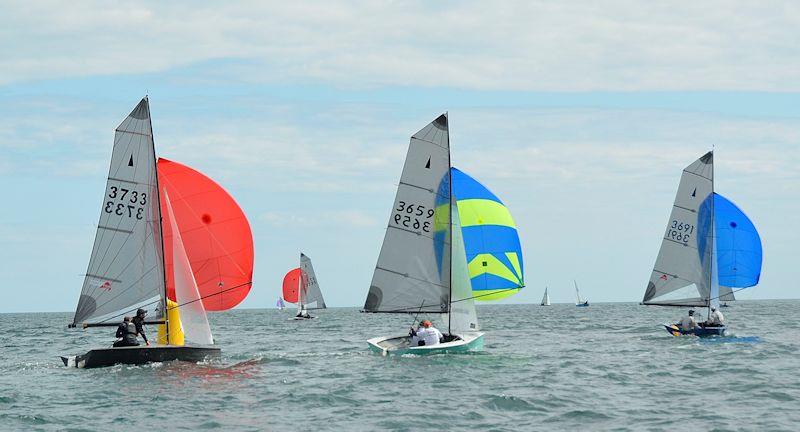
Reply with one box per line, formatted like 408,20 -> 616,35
1,301 -> 798,431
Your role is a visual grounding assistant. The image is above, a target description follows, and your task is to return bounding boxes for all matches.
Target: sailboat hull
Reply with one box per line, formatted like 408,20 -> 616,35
664,324 -> 726,337
576,302 -> 589,307
61,345 -> 221,369
367,332 -> 484,356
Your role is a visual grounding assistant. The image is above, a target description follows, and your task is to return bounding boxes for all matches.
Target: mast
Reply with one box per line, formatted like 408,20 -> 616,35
446,112 -> 453,335
149,96 -> 170,345
708,148 -> 715,321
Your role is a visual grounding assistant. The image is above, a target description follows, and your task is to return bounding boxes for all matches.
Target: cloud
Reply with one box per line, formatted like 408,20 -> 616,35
2,1 -> 800,91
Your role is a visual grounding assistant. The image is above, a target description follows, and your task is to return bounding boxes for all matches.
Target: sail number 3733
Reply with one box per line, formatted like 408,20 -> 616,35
393,201 -> 434,232
666,220 -> 694,244
104,186 -> 147,220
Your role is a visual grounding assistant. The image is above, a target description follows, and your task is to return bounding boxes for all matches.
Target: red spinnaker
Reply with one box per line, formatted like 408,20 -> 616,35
282,268 -> 302,304
158,158 -> 254,311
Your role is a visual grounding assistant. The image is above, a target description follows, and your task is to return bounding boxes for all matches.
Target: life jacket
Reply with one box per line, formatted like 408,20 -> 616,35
122,322 -> 138,344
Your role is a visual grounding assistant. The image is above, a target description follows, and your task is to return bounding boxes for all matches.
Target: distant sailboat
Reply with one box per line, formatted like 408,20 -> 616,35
642,151 -> 762,336
63,98 -> 255,367
541,287 -> 551,306
282,253 -> 326,320
276,297 -> 285,310
574,280 -> 589,307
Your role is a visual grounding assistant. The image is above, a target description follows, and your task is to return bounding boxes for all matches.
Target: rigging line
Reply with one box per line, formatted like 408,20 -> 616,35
707,286 -> 751,303
87,297 -> 163,325
166,280 -> 253,312
449,287 -> 521,304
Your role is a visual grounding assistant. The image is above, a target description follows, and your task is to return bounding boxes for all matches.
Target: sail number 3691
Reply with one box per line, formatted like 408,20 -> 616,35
667,220 -> 694,244
393,201 -> 435,232
104,186 -> 147,220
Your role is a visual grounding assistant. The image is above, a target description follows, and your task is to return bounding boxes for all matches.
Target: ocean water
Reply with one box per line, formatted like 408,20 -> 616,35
1,301 -> 798,431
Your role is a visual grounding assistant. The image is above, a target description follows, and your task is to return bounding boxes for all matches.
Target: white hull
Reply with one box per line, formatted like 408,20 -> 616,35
367,332 -> 484,356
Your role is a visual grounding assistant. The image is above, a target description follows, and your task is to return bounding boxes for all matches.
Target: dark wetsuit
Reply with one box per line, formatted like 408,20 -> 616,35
113,322 -> 139,347
132,316 -> 148,344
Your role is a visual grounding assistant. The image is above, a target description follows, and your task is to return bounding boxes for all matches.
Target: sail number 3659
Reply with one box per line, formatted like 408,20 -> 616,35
667,220 -> 694,244
393,201 -> 435,232
104,186 -> 147,220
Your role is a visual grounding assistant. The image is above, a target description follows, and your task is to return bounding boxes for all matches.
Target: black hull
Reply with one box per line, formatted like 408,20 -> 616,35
61,345 -> 221,369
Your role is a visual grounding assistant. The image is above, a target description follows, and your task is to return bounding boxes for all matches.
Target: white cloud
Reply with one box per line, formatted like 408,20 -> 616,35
2,1 -> 800,90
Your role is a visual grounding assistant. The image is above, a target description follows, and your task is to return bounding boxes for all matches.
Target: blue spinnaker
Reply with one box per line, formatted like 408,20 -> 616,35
699,193 -> 762,289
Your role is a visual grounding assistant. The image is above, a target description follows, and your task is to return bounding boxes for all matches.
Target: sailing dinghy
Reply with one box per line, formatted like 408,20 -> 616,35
642,151 -> 762,337
363,114 -> 524,355
63,98 -> 253,367
574,281 -> 589,307
277,297 -> 286,310
541,287 -> 551,306
282,253 -> 326,319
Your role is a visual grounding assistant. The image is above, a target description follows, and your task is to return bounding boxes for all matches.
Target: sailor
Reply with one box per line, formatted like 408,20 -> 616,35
132,308 -> 150,346
678,310 -> 699,332
113,317 -> 139,347
706,307 -> 725,326
409,320 -> 443,346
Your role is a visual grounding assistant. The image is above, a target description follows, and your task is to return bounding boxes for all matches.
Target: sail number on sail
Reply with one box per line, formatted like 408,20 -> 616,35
104,185 -> 148,219
392,201 -> 435,233
666,219 -> 695,244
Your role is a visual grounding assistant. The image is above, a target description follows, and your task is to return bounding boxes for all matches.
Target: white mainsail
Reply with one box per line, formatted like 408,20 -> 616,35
541,287 -> 550,306
364,114 -> 452,314
300,253 -> 326,309
164,190 -> 213,345
73,98 -> 166,325
574,280 -> 587,305
643,152 -> 715,307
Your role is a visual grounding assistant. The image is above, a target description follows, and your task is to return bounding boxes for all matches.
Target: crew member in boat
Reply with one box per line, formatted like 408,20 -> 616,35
704,306 -> 725,326
113,317 -> 140,347
132,308 -> 150,346
408,320 -> 443,346
678,310 -> 699,332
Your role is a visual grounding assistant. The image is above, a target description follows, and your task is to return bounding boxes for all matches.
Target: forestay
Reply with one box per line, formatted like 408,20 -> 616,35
73,98 -> 165,325
300,254 -> 326,309
364,114 -> 452,314
643,152 -> 714,306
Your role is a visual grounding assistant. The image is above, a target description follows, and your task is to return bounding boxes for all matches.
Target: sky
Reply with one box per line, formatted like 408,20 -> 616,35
1,1 -> 798,313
